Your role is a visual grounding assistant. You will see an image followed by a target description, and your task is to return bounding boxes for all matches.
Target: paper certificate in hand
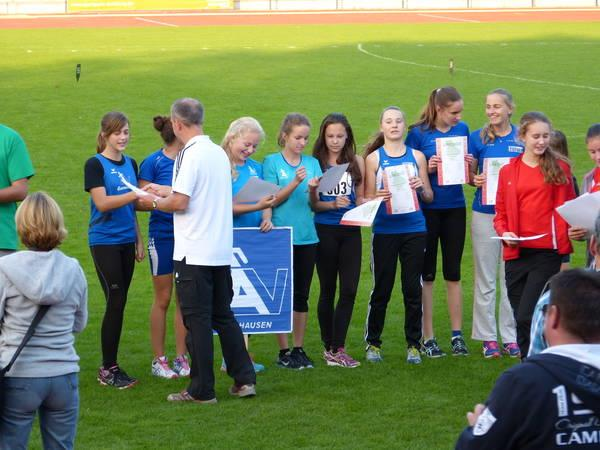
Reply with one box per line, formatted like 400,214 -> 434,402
117,172 -> 152,197
482,157 -> 511,206
383,164 -> 419,214
340,198 -> 383,227
436,136 -> 469,186
234,177 -> 280,203
318,163 -> 350,194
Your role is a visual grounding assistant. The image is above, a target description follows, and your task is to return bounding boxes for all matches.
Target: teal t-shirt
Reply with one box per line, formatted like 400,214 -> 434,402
0,125 -> 34,250
262,152 -> 322,245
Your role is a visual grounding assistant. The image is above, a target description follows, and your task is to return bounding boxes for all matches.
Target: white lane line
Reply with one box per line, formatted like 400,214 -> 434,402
357,43 -> 600,92
135,17 -> 179,27
417,13 -> 480,23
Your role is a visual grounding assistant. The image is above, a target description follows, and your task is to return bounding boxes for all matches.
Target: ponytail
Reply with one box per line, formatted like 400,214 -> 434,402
410,86 -> 462,132
96,111 -> 129,153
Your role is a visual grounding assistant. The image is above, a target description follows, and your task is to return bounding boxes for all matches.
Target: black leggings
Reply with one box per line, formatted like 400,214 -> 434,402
315,223 -> 362,351
422,207 -> 466,282
293,244 -> 317,313
90,243 -> 136,368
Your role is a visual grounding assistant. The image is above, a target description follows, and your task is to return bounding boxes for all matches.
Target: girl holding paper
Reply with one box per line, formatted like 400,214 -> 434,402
84,111 -> 144,389
138,116 -> 190,380
406,87 -> 471,358
263,113 -> 322,369
222,116 -> 275,373
494,111 -> 575,358
309,113 -> 365,368
469,89 -> 523,359
363,106 -> 433,365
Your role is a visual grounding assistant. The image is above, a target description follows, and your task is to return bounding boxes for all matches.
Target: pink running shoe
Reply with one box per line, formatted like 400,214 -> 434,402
173,355 -> 191,377
328,348 -> 361,368
502,343 -> 521,358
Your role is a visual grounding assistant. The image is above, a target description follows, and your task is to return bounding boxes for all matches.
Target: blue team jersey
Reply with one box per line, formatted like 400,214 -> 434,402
314,164 -> 357,226
88,154 -> 137,246
138,149 -> 175,239
262,152 -> 322,245
469,124 -> 524,214
373,147 -> 426,235
405,121 -> 470,209
232,158 -> 263,228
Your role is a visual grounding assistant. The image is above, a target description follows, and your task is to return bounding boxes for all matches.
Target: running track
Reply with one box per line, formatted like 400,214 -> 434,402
1,8 -> 600,29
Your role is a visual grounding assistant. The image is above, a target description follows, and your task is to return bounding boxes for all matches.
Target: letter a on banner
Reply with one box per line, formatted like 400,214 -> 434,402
229,227 -> 293,334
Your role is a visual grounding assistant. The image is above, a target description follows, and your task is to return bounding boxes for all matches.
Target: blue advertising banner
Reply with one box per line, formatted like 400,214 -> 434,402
230,227 -> 293,334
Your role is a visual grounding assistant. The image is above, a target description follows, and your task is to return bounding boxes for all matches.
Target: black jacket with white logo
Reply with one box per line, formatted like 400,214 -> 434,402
456,345 -> 600,449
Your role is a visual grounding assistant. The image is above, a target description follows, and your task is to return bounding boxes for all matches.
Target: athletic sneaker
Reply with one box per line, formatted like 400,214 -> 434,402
421,338 -> 446,358
222,358 -> 266,373
173,355 -> 191,377
97,365 -> 138,389
502,342 -> 521,358
167,391 -> 217,404
451,335 -> 469,356
482,341 -> 501,359
151,356 -> 178,379
406,346 -> 422,365
327,348 -> 361,368
291,347 -> 314,369
276,351 -> 302,370
229,383 -> 256,398
365,345 -> 383,363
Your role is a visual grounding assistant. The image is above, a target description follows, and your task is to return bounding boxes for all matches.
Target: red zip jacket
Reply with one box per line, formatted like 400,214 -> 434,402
493,155 -> 575,261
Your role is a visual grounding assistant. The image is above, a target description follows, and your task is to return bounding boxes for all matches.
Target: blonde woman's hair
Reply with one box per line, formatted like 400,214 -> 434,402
16,192 -> 67,251
221,117 -> 265,181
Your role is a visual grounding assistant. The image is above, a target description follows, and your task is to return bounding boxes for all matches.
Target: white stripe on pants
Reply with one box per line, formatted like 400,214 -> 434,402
471,211 -> 516,343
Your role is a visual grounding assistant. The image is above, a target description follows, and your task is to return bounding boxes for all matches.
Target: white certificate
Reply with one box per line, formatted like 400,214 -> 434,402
436,136 -> 468,186
233,177 -> 280,203
556,191 -> 600,230
340,198 -> 383,227
482,157 -> 511,205
383,164 -> 419,215
318,163 -> 350,194
491,234 -> 547,241
117,172 -> 153,197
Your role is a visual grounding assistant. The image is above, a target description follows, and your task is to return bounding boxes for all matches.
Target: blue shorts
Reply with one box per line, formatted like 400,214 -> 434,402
148,236 -> 174,276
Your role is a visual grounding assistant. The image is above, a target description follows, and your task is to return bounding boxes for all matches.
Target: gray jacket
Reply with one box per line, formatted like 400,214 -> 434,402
0,249 -> 87,377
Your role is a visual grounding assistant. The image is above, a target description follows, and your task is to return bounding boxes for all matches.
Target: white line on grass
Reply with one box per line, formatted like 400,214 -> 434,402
417,13 -> 480,23
357,43 -> 600,92
135,17 -> 179,27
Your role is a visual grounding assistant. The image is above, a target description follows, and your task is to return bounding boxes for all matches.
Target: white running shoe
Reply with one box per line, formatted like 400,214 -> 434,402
172,354 -> 191,377
151,356 -> 178,379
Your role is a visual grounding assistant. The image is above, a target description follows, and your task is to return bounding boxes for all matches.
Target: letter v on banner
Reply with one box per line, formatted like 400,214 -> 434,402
228,227 -> 293,334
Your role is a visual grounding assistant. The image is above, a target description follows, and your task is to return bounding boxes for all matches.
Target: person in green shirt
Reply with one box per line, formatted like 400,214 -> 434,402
0,124 -> 34,255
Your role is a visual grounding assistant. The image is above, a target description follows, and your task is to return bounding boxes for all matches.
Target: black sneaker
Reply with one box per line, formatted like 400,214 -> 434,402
421,338 -> 446,358
291,347 -> 314,369
276,351 -> 302,370
98,365 -> 138,389
451,335 -> 469,356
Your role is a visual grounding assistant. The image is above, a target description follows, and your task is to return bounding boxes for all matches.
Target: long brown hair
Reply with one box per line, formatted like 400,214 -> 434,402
409,86 -> 462,131
313,113 -> 362,186
479,88 -> 515,144
96,111 -> 128,153
519,111 -> 569,185
363,106 -> 405,157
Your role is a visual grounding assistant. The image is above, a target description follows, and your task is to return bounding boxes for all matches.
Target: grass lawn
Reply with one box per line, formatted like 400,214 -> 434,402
0,19 -> 598,449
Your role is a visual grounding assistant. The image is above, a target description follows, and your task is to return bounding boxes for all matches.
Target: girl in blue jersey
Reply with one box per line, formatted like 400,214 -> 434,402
406,86 -> 471,358
138,116 -> 189,379
84,111 -> 144,389
263,113 -> 322,369
469,89 -> 523,359
309,113 -> 365,368
363,106 -> 433,365
222,116 -> 275,373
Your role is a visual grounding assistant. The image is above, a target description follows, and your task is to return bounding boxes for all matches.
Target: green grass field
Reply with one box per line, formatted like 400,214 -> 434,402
1,19 -> 598,449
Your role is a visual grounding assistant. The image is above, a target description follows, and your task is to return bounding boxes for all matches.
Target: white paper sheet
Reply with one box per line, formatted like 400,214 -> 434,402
491,234 -> 547,241
482,157 -> 512,206
384,164 -> 419,214
117,172 -> 151,197
436,136 -> 468,186
556,191 -> 600,230
340,198 -> 383,227
233,177 -> 280,203
318,163 -> 350,194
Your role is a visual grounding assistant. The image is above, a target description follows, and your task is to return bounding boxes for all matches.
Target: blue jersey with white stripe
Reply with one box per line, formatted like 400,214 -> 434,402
232,158 -> 263,228
139,149 -> 175,239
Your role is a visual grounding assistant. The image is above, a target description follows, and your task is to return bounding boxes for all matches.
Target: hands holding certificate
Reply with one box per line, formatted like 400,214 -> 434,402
429,136 -> 472,186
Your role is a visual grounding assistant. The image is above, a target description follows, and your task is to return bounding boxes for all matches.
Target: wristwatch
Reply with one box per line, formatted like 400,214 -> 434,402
152,199 -> 158,210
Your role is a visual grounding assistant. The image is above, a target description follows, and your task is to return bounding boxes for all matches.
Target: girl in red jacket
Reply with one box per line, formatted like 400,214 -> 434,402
494,111 -> 575,358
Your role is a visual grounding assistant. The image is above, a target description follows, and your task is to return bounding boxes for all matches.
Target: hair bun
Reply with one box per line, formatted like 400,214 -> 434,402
153,115 -> 166,132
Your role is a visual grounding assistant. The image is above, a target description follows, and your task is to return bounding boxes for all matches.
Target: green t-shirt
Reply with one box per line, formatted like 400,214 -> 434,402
0,124 -> 34,250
